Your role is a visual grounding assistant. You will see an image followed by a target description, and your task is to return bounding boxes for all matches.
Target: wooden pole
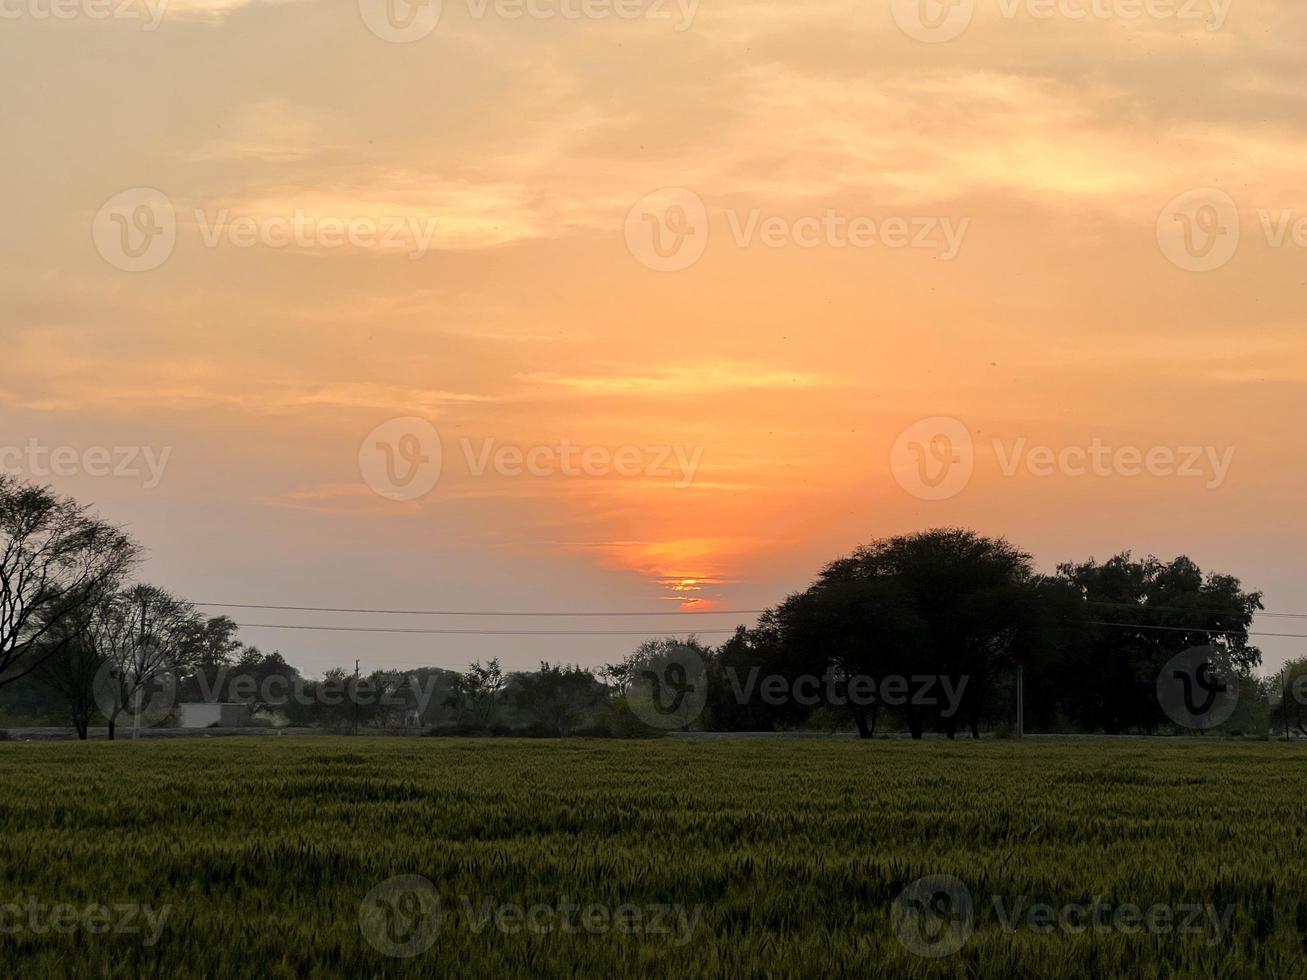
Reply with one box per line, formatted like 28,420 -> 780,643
1016,666 -> 1024,739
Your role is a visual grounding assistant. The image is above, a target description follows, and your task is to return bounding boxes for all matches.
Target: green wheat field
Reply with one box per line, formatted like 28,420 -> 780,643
1,737 -> 1304,978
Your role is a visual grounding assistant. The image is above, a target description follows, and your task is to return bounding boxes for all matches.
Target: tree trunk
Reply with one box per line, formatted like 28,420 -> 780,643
850,707 -> 870,739
905,705 -> 925,740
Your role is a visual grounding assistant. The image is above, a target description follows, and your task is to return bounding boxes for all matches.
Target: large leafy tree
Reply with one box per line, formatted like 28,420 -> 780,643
1055,554 -> 1261,733
773,578 -> 926,738
445,658 -> 505,730
768,529 -> 1045,738
510,662 -> 605,737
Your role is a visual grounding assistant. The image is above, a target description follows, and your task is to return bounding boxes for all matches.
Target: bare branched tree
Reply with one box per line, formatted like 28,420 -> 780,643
94,585 -> 202,740
0,478 -> 139,688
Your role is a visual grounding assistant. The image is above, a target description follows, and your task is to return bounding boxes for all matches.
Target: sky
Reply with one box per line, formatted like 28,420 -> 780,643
2,0 -> 1305,676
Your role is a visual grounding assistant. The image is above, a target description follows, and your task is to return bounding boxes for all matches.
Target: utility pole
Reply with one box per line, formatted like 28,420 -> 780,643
1283,667 -> 1291,741
353,659 -> 360,737
134,592 -> 147,740
1016,666 -> 1024,739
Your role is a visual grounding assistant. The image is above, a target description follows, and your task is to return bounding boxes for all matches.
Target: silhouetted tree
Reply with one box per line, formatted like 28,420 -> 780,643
511,662 -> 604,736
0,478 -> 138,687
1055,554 -> 1261,733
767,529 -> 1043,739
32,605 -> 106,740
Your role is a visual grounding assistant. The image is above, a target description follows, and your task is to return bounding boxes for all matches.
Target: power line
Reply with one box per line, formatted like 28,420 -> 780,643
235,623 -> 739,636
203,602 -> 765,617
1085,599 -> 1305,620
232,619 -> 1307,640
1086,621 -> 1307,639
201,598 -> 1307,620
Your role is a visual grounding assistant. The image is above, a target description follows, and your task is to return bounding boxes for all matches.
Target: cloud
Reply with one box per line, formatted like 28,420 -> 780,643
516,361 -> 835,397
259,482 -> 422,516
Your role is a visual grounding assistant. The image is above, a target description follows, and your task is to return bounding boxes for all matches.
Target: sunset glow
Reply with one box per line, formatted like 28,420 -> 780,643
3,1 -> 1304,673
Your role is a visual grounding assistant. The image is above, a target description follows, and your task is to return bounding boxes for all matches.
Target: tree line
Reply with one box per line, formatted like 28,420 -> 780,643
1,478 -> 1298,740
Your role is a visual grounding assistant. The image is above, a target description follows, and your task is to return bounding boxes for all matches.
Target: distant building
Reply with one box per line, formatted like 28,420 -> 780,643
177,702 -> 251,729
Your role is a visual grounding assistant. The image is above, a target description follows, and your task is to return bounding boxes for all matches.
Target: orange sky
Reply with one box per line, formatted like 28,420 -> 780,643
2,1 -> 1305,673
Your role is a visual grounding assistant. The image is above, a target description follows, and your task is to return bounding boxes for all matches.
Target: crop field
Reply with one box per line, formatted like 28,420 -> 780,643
1,737 -> 1304,978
